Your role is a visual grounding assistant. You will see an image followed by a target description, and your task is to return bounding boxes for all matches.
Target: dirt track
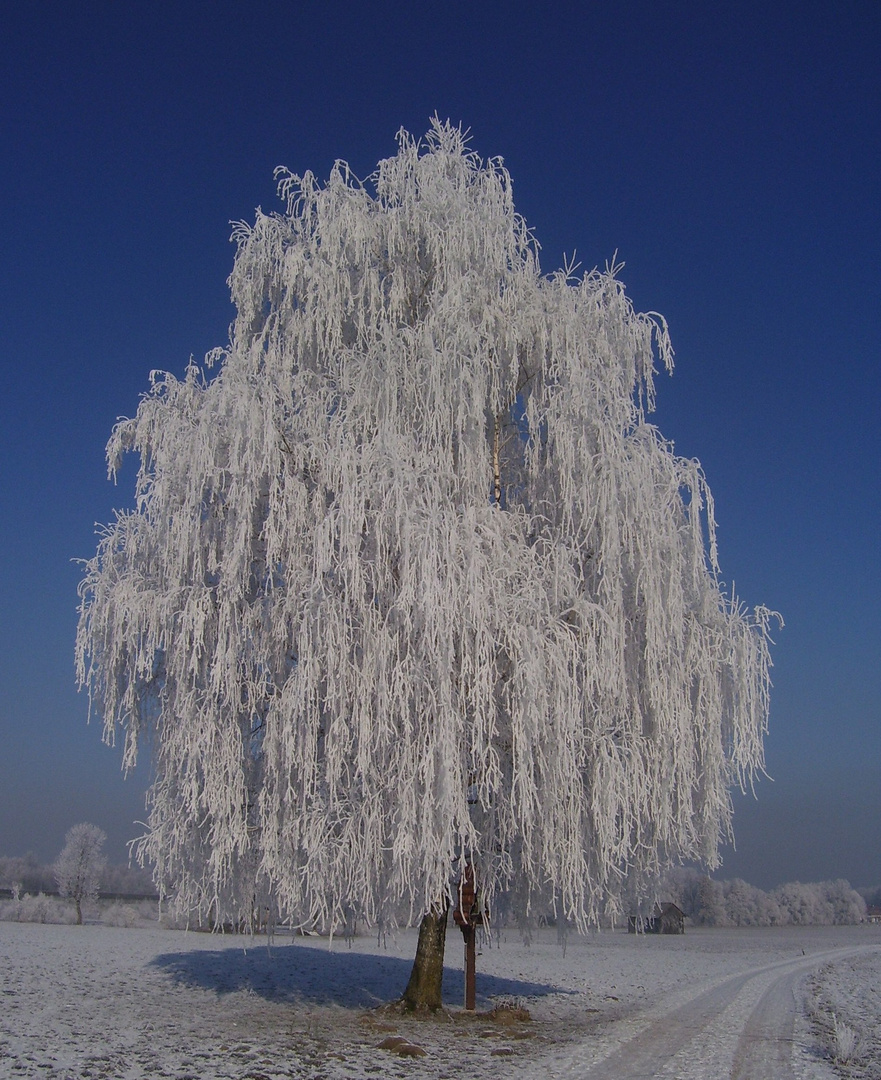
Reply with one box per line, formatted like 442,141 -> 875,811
548,942 -> 878,1079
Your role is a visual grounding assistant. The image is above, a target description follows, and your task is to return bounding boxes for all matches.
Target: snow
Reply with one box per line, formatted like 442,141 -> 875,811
2,920 -> 879,1078
804,950 -> 881,1080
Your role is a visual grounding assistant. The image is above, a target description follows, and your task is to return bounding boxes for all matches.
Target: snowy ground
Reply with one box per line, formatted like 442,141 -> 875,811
1,920 -> 879,1079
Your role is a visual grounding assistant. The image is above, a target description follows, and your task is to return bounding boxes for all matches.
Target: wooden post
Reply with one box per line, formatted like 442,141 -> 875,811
453,864 -> 485,1011
464,923 -> 476,1010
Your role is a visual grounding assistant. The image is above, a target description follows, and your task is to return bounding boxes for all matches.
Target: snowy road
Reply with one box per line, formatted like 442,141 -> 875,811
544,942 -> 875,1080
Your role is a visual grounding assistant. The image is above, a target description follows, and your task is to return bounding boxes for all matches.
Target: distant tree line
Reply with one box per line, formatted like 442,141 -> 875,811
1,848 -> 874,928
1,831 -> 159,929
662,867 -> 869,926
0,852 -> 154,898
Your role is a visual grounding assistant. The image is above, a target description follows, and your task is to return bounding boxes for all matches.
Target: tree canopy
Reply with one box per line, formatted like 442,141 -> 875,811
77,120 -> 775,933
54,822 -> 106,924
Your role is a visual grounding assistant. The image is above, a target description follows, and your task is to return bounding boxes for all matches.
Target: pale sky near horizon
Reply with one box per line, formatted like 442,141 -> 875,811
1,1 -> 878,891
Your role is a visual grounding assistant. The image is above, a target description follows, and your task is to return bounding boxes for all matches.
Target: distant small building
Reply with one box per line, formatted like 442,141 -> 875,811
866,906 -> 881,924
628,902 -> 685,935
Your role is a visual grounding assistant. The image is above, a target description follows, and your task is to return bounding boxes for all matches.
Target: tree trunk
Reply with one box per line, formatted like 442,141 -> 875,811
75,897 -> 82,925
401,903 -> 449,1011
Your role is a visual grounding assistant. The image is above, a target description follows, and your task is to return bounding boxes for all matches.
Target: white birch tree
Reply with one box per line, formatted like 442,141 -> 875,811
54,823 -> 106,924
77,120 -> 776,1005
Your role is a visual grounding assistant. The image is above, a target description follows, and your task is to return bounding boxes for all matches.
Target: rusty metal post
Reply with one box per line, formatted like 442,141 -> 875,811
464,923 -> 476,1010
454,863 -> 484,1011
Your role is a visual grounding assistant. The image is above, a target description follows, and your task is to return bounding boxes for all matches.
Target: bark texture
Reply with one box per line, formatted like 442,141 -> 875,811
401,905 -> 449,1011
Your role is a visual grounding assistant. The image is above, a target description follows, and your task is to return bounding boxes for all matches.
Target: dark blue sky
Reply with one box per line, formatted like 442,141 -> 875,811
1,1 -> 878,890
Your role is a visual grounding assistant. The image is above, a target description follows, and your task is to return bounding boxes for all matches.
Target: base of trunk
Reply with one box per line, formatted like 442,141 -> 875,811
400,904 -> 449,1011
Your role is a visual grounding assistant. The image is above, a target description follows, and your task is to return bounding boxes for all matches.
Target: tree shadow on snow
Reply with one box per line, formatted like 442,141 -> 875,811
150,937 -> 567,1009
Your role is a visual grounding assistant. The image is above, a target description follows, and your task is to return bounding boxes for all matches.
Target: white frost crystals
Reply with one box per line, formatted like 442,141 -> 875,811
76,120 -> 777,934
54,823 -> 107,925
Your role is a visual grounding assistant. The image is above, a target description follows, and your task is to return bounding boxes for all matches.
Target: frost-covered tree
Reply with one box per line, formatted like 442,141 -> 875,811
721,877 -> 783,927
54,823 -> 106,924
0,853 -> 55,895
77,120 -> 775,1007
820,880 -> 866,925
772,880 -> 866,926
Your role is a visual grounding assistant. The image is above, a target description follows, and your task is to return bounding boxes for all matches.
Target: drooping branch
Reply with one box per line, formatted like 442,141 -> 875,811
76,119 -> 776,943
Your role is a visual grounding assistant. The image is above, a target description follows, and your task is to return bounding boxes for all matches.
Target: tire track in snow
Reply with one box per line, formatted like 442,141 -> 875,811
730,963 -> 803,1080
554,945 -> 873,1080
731,945 -> 880,1080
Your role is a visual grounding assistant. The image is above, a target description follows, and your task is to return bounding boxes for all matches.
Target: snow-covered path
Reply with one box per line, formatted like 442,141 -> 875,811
546,943 -> 873,1079
1,921 -> 878,1078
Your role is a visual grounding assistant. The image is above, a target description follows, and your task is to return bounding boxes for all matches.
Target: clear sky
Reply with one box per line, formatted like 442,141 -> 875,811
1,1 -> 878,891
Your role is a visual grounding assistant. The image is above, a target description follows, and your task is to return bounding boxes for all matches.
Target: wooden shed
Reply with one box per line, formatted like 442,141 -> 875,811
628,902 -> 685,934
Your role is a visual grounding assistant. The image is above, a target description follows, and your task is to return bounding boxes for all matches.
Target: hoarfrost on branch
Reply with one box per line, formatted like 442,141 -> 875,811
54,823 -> 106,924
76,120 -> 776,933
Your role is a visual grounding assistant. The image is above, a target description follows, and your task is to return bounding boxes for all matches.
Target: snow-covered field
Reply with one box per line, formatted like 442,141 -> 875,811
1,920 -> 878,1079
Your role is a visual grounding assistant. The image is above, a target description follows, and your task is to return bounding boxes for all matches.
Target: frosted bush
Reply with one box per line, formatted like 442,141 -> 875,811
135,899 -> 160,922
102,901 -> 139,927
100,899 -> 159,926
832,1013 -> 860,1065
22,893 -> 51,923
0,893 -> 77,924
